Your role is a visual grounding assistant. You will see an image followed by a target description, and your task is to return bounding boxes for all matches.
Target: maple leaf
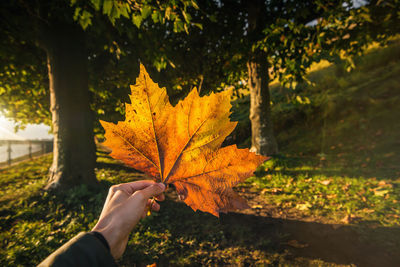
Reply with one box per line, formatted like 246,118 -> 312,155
100,64 -> 267,216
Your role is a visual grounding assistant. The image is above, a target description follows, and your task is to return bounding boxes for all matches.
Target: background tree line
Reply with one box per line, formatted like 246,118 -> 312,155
0,0 -> 399,190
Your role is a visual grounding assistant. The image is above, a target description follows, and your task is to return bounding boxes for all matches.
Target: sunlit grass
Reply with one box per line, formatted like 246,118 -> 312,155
247,158 -> 400,226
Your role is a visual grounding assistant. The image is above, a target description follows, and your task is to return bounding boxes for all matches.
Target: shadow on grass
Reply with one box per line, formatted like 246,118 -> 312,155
96,160 -> 140,173
221,212 -> 400,267
261,155 -> 399,180
90,158 -> 400,266
267,168 -> 397,180
149,198 -> 400,266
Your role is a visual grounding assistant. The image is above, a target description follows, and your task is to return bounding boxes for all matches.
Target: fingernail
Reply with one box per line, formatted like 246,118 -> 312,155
156,183 -> 166,191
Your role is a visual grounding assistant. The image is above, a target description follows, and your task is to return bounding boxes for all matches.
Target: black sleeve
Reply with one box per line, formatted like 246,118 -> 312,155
38,232 -> 117,267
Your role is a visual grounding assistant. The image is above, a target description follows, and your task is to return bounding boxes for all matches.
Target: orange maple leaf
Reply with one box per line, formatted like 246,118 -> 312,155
100,64 -> 267,216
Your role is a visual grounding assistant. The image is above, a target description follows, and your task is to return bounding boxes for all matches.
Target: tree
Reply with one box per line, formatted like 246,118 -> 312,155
0,0 -> 198,189
155,0 -> 400,155
247,0 -> 400,155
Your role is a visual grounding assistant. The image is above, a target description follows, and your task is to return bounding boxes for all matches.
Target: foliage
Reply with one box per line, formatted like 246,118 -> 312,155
254,0 -> 400,86
100,65 -> 266,216
70,0 -> 200,32
0,33 -> 50,128
0,0 -> 199,128
1,0 -> 398,133
150,0 -> 400,102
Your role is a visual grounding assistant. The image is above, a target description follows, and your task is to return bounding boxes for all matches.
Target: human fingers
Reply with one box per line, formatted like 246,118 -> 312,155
154,193 -> 165,202
132,183 -> 165,201
139,201 -> 160,219
108,189 -> 130,207
146,198 -> 160,211
112,180 -> 157,195
100,181 -> 158,218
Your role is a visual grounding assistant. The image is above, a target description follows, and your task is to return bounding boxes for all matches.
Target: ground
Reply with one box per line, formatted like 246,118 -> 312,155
0,151 -> 399,266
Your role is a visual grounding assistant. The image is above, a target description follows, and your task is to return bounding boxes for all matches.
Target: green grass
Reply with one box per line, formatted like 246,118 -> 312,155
1,152 -> 400,266
247,157 -> 400,226
0,155 -> 104,266
0,154 -> 333,266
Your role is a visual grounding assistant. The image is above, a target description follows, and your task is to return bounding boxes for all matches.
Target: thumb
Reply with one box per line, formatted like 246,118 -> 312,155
136,183 -> 166,200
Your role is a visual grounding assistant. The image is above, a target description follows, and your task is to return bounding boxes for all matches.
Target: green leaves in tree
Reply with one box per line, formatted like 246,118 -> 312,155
70,0 -> 200,33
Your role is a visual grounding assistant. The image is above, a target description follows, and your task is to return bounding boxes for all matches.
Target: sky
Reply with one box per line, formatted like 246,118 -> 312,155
0,115 -> 52,140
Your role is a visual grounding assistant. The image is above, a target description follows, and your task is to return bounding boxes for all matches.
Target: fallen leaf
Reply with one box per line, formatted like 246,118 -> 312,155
378,181 -> 387,186
374,189 -> 389,197
342,183 -> 350,191
296,203 -> 312,211
260,188 -> 269,195
362,208 -> 375,213
319,179 -> 331,186
271,188 -> 283,193
341,214 -> 359,224
326,194 -> 337,199
341,214 -> 351,224
378,180 -> 393,188
101,65 -> 267,216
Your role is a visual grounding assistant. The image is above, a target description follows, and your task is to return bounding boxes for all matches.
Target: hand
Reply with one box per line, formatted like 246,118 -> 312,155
92,180 -> 166,259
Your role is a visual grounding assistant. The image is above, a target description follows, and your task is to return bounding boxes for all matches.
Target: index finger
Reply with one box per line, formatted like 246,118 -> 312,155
112,180 -> 157,195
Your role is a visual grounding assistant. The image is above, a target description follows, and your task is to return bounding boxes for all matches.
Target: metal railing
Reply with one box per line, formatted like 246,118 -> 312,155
0,140 -> 53,167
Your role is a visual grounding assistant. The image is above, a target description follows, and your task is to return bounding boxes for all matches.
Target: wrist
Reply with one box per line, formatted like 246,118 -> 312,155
91,225 -> 121,259
89,231 -> 110,251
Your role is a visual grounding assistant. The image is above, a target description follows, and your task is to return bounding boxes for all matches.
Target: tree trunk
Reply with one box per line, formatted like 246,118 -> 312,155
248,51 -> 278,155
246,0 -> 278,156
41,22 -> 97,190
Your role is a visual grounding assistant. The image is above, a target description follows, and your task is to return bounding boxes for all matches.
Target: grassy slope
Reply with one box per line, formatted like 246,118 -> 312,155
1,42 -> 400,266
271,39 -> 400,179
242,40 -> 400,226
233,40 -> 400,179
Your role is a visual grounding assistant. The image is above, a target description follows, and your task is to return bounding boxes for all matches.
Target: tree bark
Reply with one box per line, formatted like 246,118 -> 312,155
246,0 -> 278,156
248,51 -> 278,155
41,22 -> 97,190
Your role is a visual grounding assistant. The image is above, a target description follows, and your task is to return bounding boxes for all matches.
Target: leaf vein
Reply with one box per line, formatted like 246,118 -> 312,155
111,129 -> 159,170
144,74 -> 164,180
